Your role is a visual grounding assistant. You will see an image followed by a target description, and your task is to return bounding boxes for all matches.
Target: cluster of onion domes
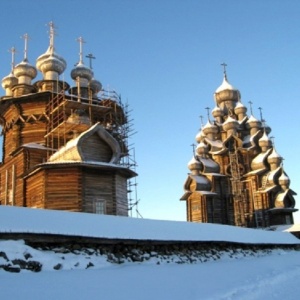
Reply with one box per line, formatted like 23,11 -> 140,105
194,71 -> 274,145
183,67 -> 297,224
192,70 -> 292,186
1,24 -> 102,99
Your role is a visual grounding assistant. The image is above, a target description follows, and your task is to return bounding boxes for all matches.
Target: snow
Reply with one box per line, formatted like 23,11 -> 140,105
215,76 -> 235,93
0,206 -> 299,244
1,206 -> 300,299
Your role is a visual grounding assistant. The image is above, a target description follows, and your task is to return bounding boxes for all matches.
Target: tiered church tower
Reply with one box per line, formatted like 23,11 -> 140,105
181,66 -> 297,228
0,23 -> 137,215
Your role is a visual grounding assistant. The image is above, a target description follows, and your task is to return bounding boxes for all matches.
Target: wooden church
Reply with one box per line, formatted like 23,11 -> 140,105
0,23 -> 137,216
181,66 -> 297,228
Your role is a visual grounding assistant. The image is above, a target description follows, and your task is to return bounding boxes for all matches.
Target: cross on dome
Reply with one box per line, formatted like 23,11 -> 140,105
47,21 -> 56,53
86,53 -> 96,69
9,46 -> 16,71
248,101 -> 253,115
21,33 -> 30,61
221,62 -> 227,78
270,136 -> 275,146
190,143 -> 196,156
258,107 -> 267,128
199,115 -> 204,127
76,36 -> 86,64
205,107 -> 210,121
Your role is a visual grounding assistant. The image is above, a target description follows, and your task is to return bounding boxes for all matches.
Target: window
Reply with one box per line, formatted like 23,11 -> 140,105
192,204 -> 200,211
94,200 -> 106,214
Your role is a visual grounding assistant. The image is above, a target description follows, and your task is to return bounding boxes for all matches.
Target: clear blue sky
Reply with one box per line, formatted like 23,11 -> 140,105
0,0 -> 300,222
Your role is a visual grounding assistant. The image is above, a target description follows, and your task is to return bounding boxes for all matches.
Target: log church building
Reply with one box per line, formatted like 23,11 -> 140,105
181,65 -> 297,228
0,23 -> 137,216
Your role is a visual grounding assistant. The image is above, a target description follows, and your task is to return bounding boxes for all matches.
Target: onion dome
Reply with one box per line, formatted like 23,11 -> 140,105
214,74 -> 240,107
36,50 -> 66,80
85,53 -> 102,97
188,156 -> 202,174
70,37 -> 93,89
71,62 -> 93,86
14,59 -> 37,84
2,72 -> 18,95
195,129 -> 205,143
258,131 -> 271,150
246,115 -> 262,130
212,105 -> 224,121
212,106 -> 223,117
279,172 -> 290,190
1,47 -> 18,96
36,23 -> 66,81
196,141 -> 208,156
267,148 -> 282,167
202,120 -> 218,137
89,77 -> 102,96
222,116 -> 239,132
13,34 -> 37,85
234,101 -> 247,116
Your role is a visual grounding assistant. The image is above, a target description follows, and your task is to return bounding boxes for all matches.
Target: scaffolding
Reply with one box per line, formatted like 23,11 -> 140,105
229,150 -> 247,226
44,88 -> 141,217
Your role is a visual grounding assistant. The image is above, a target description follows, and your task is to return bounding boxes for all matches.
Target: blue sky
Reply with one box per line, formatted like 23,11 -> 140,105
0,0 -> 300,222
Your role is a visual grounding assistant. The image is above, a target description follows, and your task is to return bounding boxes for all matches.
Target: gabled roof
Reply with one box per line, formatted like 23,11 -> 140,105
49,123 -> 121,163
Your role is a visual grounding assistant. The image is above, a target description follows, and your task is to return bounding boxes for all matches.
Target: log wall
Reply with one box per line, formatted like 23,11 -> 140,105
26,170 -> 45,208
21,122 -> 47,145
82,169 -> 114,214
0,152 -> 26,206
115,174 -> 128,216
81,134 -> 112,162
44,167 -> 82,212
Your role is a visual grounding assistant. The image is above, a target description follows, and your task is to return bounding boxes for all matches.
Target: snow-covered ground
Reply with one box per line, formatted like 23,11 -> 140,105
1,206 -> 300,300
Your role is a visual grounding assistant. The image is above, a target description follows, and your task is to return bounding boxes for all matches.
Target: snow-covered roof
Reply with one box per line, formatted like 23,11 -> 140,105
21,143 -> 50,150
215,76 -> 235,93
251,148 -> 272,171
49,123 -> 121,164
0,206 -> 299,245
198,156 -> 220,174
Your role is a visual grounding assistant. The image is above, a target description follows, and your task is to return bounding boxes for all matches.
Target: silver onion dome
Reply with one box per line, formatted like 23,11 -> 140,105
14,59 -> 37,84
2,46 -> 18,95
71,62 -> 93,83
36,49 -> 66,80
36,22 -> 67,80
89,77 -> 102,95
14,34 -> 37,85
2,72 -> 18,95
70,37 -> 93,87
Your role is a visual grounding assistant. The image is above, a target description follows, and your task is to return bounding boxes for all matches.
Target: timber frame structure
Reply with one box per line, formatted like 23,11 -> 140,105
181,70 -> 297,228
0,23 -> 137,216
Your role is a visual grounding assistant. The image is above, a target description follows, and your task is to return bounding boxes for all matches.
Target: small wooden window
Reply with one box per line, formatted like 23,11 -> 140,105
192,204 -> 200,211
94,200 -> 106,214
